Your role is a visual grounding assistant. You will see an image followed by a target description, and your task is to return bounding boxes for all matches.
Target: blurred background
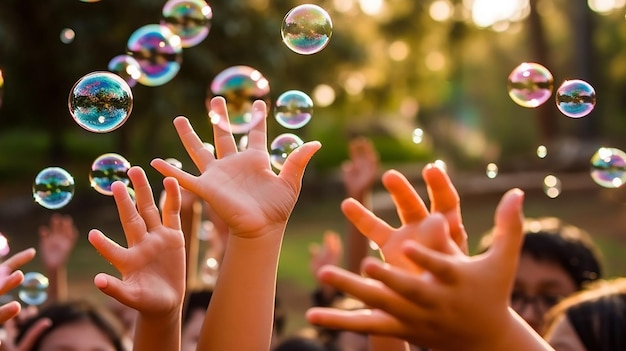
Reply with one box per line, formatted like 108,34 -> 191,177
1,0 -> 626,332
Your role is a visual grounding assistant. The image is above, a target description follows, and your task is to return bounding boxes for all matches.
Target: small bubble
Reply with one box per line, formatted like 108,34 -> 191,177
274,90 -> 314,129
281,4 -> 333,55
89,153 -> 131,196
68,71 -> 133,133
108,55 -> 142,88
590,147 -> 626,188
555,79 -> 596,118
33,167 -> 75,210
19,272 -> 49,306
161,0 -> 212,48
270,133 -> 304,170
507,62 -> 554,108
127,24 -> 182,86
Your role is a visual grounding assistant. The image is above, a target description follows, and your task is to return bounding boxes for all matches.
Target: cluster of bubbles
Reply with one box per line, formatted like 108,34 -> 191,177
19,272 -> 49,306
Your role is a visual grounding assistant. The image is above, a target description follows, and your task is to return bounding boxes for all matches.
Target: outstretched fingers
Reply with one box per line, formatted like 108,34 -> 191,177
246,100 -> 268,152
126,167 -> 162,233
173,116 -> 215,171
382,170 -> 428,224
161,177 -> 182,231
208,96 -> 238,158
488,188 -> 525,275
306,307 -> 406,337
341,198 -> 393,245
88,229 -> 127,273
278,141 -> 322,190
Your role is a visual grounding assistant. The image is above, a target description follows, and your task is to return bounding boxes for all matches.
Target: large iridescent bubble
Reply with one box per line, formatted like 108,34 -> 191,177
270,133 -> 304,170
127,24 -> 183,86
108,55 -> 142,88
281,4 -> 333,55
274,90 -> 314,129
555,79 -> 596,118
590,147 -> 626,188
209,65 -> 271,134
507,62 -> 554,108
89,153 -> 131,196
69,71 -> 133,133
33,167 -> 75,210
161,0 -> 212,48
19,272 -> 49,306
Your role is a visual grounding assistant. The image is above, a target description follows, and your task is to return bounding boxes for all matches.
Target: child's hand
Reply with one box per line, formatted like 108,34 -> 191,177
151,97 -> 321,239
88,166 -> 185,318
309,230 -> 343,277
342,137 -> 379,199
307,189 -> 533,351
39,214 -> 78,271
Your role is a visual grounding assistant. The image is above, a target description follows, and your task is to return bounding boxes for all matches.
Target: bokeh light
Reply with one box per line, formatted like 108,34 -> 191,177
590,147 -> 626,188
429,0 -> 454,22
588,0 -> 626,14
555,79 -> 596,118
0,69 -> 3,110
486,163 -> 498,178
312,84 -> 335,107
281,4 -> 333,55
270,133 -> 304,170
108,55 -> 142,88
127,24 -> 182,86
507,62 -> 554,108
33,167 -> 75,210
274,90 -> 314,129
412,128 -> 424,144
209,65 -> 271,134
536,145 -> 548,159
89,153 -> 131,196
68,71 -> 133,133
0,233 -> 9,258
19,272 -> 49,306
60,28 -> 75,44
161,0 -> 212,48
543,174 -> 562,198
466,0 -> 530,29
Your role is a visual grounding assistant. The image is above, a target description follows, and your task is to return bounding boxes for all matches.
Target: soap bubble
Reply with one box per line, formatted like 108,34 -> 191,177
33,167 -> 75,210
108,55 -> 142,87
486,163 -> 498,179
507,62 -> 554,108
590,147 -> 626,188
19,272 -> 49,306
270,133 -> 304,170
0,233 -> 9,258
274,90 -> 313,129
60,28 -> 75,44
281,4 -> 333,55
89,153 -> 131,196
161,0 -> 212,48
127,24 -> 182,86
555,79 -> 596,118
209,65 -> 271,134
68,71 -> 133,133
543,174 -> 561,199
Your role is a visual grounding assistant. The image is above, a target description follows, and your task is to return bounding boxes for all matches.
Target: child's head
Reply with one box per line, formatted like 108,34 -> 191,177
479,217 -> 603,332
543,278 -> 626,351
16,300 -> 125,351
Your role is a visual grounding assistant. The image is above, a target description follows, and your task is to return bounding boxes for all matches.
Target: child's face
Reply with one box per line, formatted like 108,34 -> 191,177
511,254 -> 577,333
39,321 -> 116,351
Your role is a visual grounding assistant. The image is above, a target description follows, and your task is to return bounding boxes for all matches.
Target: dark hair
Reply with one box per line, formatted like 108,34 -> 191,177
479,217 -> 603,290
544,278 -> 626,351
16,300 -> 125,351
274,336 -> 328,351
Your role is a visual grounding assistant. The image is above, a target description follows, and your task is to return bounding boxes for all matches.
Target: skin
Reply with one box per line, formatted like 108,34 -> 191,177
512,255 -> 577,333
37,321 -> 116,351
544,315 -> 586,351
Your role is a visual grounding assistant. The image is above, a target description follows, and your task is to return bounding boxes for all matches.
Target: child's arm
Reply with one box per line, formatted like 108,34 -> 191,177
88,166 -> 185,351
151,97 -> 321,351
308,188 -> 554,351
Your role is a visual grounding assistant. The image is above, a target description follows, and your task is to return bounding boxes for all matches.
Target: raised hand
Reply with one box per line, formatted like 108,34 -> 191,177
342,137 -> 379,199
38,214 -> 78,272
88,166 -> 184,351
0,248 -> 36,324
151,97 -> 321,239
309,230 -> 343,277
307,189 -> 552,351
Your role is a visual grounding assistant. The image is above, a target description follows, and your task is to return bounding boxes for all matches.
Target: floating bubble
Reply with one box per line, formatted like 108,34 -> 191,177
0,233 -> 9,258
507,62 -> 554,108
33,167 -> 75,210
537,145 -> 548,159
19,272 -> 49,306
555,79 -> 596,118
209,65 -> 271,134
127,24 -> 182,86
412,128 -> 424,144
161,0 -> 212,48
543,174 -> 561,199
486,163 -> 498,179
274,90 -> 313,129
281,4 -> 333,55
60,28 -> 75,44
89,153 -> 131,196
68,71 -> 133,133
108,55 -> 142,88
270,133 -> 304,170
590,147 -> 626,188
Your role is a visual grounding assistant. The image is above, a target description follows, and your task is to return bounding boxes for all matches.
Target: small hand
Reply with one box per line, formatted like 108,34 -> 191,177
342,137 -> 379,199
309,230 -> 343,278
39,214 -> 78,271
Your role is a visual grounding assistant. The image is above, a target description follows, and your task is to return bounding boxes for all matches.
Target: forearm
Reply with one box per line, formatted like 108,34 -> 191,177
45,265 -> 67,302
133,311 -> 182,351
197,229 -> 284,351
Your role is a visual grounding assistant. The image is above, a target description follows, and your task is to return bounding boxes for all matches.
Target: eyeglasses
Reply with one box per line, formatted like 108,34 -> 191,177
510,291 -> 563,315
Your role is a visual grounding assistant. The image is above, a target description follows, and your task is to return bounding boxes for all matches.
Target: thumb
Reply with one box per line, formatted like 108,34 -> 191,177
94,273 -> 133,308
